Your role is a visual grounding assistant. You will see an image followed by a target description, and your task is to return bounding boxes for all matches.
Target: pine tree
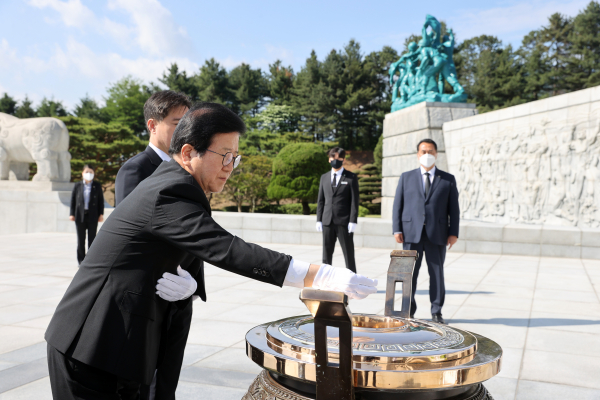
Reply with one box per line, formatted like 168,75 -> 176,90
568,1 -> 600,88
356,163 -> 382,215
0,93 -> 17,115
268,60 -> 294,104
103,76 -> 156,137
74,95 -> 107,122
36,97 -> 68,117
159,63 -> 199,100
195,58 -> 233,107
14,96 -> 36,118
229,63 -> 267,115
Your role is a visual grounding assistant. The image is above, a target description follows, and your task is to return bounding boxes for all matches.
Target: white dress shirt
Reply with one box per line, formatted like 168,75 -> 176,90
331,167 -> 344,186
149,142 -> 171,162
83,181 -> 92,210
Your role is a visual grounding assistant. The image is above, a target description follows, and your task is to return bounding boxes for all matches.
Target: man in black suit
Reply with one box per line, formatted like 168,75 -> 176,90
316,147 -> 360,273
114,90 -> 191,400
69,164 -> 104,264
115,91 -> 191,206
46,102 -> 378,400
392,139 -> 460,324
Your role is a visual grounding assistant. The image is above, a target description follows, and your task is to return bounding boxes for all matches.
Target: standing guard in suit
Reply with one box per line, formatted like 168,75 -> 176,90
392,139 -> 460,324
114,90 -> 190,400
69,164 -> 104,264
316,147 -> 360,273
46,102 -> 378,400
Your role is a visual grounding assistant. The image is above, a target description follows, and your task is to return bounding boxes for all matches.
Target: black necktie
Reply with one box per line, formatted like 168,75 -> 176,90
424,172 -> 431,197
332,174 -> 338,187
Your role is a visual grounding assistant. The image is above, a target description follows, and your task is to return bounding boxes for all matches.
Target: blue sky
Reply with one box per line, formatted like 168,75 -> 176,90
0,0 -> 591,110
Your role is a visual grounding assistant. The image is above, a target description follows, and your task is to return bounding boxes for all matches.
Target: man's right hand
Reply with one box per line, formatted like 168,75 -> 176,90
316,222 -> 323,232
394,233 -> 404,244
69,216 -> 75,222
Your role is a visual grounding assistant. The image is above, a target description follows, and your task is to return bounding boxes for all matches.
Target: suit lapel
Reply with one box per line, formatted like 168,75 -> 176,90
145,146 -> 164,168
414,169 -> 425,200
325,171 -> 333,197
425,168 -> 441,202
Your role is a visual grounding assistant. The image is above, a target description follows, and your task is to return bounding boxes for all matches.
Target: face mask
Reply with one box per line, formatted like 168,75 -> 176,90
83,172 -> 94,181
330,159 -> 343,169
419,154 -> 436,168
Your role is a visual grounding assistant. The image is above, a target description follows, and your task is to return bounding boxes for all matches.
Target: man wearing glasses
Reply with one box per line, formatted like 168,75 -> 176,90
45,102 -> 378,399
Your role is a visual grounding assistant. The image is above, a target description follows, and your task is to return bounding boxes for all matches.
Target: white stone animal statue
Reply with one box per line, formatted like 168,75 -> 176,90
0,112 -> 71,182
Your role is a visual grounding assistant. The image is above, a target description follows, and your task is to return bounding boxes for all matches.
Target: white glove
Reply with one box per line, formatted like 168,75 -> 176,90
312,264 -> 378,300
156,266 -> 198,302
348,222 -> 356,233
316,221 -> 323,232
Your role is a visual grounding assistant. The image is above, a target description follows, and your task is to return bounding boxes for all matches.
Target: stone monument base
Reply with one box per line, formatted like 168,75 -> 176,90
381,102 -> 477,220
0,181 -> 76,235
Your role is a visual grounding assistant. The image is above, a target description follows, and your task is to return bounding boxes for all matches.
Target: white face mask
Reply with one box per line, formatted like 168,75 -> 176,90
83,172 -> 94,182
419,154 -> 436,168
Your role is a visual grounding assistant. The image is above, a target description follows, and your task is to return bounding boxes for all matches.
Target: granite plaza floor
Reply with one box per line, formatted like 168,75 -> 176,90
0,232 -> 599,400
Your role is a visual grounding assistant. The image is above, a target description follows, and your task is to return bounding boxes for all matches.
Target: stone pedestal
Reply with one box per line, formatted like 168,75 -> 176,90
0,182 -> 75,235
381,102 -> 477,220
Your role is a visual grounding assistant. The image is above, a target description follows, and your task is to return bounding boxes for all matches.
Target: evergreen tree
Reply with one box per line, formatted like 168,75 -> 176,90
0,93 -> 17,115
267,143 -> 330,215
356,163 -> 382,215
455,36 -> 524,112
61,116 -> 146,186
268,60 -> 294,104
195,58 -> 233,106
568,1 -> 600,88
14,96 -> 36,118
159,63 -> 199,100
74,95 -> 107,122
36,97 -> 68,117
229,63 -> 267,115
104,76 -> 156,137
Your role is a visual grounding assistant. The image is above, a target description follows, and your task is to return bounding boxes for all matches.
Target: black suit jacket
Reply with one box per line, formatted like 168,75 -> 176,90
115,146 -> 163,206
392,168 -> 460,246
70,181 -> 104,223
45,160 -> 292,385
316,169 -> 359,226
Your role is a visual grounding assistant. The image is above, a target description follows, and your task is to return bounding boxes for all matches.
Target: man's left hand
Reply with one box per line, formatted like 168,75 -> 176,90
348,222 -> 356,233
447,235 -> 458,250
156,266 -> 197,301
98,215 -> 104,222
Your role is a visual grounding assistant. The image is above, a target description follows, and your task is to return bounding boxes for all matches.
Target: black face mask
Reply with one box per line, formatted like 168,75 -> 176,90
330,159 -> 343,169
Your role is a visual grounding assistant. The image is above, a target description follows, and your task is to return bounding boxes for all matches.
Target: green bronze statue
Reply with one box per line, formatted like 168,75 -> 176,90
390,15 -> 467,112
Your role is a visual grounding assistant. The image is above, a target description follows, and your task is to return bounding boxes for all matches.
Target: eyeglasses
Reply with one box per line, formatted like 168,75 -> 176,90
206,149 -> 242,168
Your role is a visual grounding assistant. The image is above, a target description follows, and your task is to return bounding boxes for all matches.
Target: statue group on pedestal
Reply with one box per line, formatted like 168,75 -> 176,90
389,15 -> 467,112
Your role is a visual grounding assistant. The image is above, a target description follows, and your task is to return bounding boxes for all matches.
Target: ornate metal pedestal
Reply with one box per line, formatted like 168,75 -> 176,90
243,250 -> 501,400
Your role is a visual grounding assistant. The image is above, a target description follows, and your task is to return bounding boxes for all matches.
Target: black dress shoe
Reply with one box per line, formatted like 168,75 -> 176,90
432,314 -> 446,324
410,314 -> 415,319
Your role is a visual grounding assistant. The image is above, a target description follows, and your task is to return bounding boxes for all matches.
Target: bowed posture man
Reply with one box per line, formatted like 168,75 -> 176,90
45,102 -> 378,400
114,90 -> 190,400
316,147 -> 360,273
392,139 -> 459,324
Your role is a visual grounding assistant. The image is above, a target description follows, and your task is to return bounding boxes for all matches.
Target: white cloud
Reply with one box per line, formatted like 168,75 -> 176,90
451,0 -> 589,43
107,0 -> 193,57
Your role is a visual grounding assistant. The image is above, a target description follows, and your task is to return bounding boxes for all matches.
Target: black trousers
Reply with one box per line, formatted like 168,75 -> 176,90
47,344 -> 140,400
75,212 -> 98,264
322,224 -> 356,273
139,302 -> 193,400
403,229 -> 446,316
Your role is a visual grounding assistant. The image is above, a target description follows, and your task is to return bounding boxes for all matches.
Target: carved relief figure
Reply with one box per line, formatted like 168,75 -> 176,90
0,112 -> 71,182
455,109 -> 600,228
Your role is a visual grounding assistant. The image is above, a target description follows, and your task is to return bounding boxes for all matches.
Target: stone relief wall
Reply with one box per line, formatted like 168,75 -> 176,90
444,86 -> 600,228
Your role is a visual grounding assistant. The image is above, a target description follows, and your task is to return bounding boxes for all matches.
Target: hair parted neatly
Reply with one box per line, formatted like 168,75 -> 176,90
82,164 -> 95,171
327,147 -> 346,159
143,91 -> 191,124
417,138 -> 438,152
168,102 -> 246,156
